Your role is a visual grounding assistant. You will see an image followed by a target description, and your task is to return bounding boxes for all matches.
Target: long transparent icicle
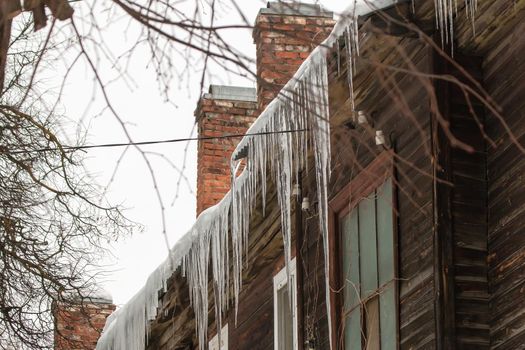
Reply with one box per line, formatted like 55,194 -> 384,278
96,194 -> 233,350
230,45 -> 333,349
96,2 -> 487,350
434,0 -> 479,52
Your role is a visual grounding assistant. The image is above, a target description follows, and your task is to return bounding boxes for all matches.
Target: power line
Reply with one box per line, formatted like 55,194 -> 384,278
4,129 -> 308,155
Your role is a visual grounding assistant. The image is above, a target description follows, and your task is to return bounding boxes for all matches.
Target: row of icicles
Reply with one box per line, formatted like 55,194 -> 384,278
95,1 -> 480,349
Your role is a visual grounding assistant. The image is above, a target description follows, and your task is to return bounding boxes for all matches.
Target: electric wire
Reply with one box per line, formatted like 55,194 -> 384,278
3,129 -> 308,154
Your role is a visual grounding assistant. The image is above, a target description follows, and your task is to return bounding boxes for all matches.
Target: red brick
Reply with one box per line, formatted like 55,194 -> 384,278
299,52 -> 311,59
195,96 -> 257,216
275,51 -> 299,59
272,24 -> 295,31
53,301 -> 115,350
253,12 -> 334,111
283,17 -> 307,25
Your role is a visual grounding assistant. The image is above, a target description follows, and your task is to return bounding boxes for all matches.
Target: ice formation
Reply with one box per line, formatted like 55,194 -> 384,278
436,0 -> 453,45
230,42 -> 331,328
435,0 -> 479,48
96,44 -> 333,350
96,1 -> 481,349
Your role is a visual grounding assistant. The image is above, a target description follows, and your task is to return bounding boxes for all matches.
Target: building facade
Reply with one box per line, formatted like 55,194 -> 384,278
92,1 -> 525,349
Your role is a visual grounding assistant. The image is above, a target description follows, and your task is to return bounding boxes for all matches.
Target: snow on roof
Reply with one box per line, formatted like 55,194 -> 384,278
259,1 -> 333,17
204,85 -> 257,102
60,285 -> 114,304
84,287 -> 114,304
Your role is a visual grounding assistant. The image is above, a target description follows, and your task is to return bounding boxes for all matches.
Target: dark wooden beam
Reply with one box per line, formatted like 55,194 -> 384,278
431,41 -> 456,350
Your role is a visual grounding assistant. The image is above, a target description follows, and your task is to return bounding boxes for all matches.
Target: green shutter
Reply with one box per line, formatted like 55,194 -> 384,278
342,178 -> 396,350
343,209 -> 361,350
342,209 -> 360,309
376,179 -> 396,349
377,179 -> 394,285
379,286 -> 396,349
358,193 -> 378,298
345,309 -> 361,350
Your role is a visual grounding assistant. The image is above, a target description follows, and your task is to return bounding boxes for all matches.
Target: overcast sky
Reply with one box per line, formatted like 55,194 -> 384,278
53,0 -> 349,307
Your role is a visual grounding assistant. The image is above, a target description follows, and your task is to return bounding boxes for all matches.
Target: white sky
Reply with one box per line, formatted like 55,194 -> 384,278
54,0 -> 349,307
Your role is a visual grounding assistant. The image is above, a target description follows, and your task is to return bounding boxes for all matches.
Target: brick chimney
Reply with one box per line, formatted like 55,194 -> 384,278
53,294 -> 115,350
253,2 -> 335,110
195,85 -> 258,216
194,3 -> 334,216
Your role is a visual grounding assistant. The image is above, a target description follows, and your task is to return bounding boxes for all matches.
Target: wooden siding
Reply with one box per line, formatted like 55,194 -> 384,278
448,55 -> 490,349
299,32 -> 437,349
483,8 -> 525,349
224,192 -> 291,350
141,2 -> 525,350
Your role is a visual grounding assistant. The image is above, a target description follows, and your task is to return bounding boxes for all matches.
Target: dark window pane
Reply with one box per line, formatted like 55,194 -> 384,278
364,297 -> 380,350
277,286 -> 294,350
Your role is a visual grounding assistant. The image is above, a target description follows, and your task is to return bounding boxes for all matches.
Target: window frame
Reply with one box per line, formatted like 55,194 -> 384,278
273,257 -> 298,350
328,151 -> 398,350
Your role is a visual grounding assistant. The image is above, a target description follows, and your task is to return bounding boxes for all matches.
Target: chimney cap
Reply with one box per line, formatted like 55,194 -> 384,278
204,85 -> 257,102
57,287 -> 114,305
259,1 -> 333,18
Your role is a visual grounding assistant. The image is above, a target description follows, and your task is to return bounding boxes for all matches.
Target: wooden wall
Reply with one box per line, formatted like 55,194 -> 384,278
207,187 -> 294,350
226,260 -> 275,350
204,31 -> 442,350
483,9 -> 525,349
299,34 -> 437,349
144,3 -> 525,350
448,55 -> 491,349
225,201 -> 285,350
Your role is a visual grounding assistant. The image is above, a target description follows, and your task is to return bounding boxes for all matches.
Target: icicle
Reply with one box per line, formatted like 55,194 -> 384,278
306,51 -> 333,350
433,0 -> 479,52
229,41 -> 333,349
100,1 -> 490,350
465,0 -> 478,35
96,193 -> 233,350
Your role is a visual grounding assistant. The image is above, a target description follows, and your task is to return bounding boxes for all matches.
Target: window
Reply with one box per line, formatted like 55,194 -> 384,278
209,324 -> 228,350
274,258 -> 298,350
342,179 -> 396,349
329,152 -> 397,350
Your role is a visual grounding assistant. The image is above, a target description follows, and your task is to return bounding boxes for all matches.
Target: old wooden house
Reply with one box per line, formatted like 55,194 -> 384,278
95,0 -> 525,349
